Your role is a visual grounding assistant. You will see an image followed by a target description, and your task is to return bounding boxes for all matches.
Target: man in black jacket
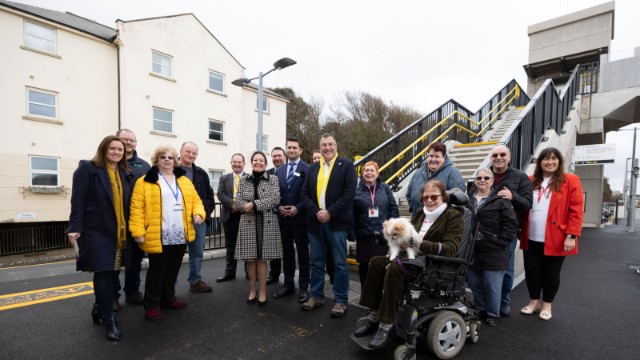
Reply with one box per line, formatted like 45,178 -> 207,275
116,129 -> 150,307
487,145 -> 532,316
179,142 -> 215,293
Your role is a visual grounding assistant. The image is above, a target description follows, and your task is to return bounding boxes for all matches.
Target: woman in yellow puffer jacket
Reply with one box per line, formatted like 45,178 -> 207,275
129,145 -> 205,321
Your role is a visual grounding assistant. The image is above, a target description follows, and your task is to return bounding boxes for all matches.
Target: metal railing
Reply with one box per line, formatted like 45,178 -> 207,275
354,80 -> 529,190
502,64 -> 582,171
0,204 -> 225,257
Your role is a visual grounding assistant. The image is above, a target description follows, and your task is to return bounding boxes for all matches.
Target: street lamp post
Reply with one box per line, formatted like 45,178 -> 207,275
629,127 -> 638,233
232,57 -> 296,151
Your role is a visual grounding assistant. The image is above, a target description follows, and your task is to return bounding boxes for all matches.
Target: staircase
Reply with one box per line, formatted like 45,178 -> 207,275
448,106 -> 524,182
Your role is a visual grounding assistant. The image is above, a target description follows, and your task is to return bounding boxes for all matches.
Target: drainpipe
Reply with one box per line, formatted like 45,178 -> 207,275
114,30 -> 122,131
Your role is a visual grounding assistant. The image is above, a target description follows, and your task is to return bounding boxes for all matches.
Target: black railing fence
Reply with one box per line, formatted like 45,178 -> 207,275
354,80 -> 529,190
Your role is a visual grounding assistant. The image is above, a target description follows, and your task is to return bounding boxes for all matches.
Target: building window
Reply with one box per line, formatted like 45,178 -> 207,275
209,170 -> 223,191
209,70 -> 224,93
27,88 -> 57,118
256,134 -> 268,152
153,107 -> 173,133
24,21 -> 56,53
208,120 -> 224,142
30,155 -> 59,187
257,96 -> 269,112
152,51 -> 172,77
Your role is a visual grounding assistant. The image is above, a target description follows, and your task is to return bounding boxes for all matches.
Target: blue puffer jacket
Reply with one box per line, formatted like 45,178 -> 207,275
353,178 -> 399,237
406,156 -> 465,215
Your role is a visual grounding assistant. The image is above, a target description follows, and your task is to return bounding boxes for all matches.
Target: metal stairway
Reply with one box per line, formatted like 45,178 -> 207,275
448,107 -> 524,181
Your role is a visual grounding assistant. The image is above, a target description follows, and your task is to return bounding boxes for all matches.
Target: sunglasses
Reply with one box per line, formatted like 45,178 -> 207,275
159,155 -> 174,160
422,194 -> 442,201
475,176 -> 492,181
491,152 -> 508,158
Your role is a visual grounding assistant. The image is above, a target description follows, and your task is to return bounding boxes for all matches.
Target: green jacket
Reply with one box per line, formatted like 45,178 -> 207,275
410,205 -> 463,257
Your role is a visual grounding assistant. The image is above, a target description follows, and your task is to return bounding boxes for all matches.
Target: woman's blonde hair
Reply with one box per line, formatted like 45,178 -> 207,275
150,145 -> 179,167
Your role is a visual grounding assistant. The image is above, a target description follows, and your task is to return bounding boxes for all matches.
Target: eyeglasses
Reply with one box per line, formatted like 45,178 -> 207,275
491,152 -> 508,158
422,194 -> 442,201
475,176 -> 492,181
159,155 -> 174,160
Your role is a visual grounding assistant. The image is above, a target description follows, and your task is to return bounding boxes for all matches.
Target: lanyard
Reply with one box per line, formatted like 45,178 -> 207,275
537,183 -> 550,203
160,174 -> 179,202
367,183 -> 377,206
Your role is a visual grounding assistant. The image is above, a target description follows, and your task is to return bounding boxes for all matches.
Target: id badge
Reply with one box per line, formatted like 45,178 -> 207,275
173,203 -> 183,212
368,207 -> 379,218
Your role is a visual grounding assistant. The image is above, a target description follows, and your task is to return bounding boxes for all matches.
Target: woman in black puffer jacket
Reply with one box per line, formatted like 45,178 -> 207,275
467,168 -> 517,327
353,161 -> 399,288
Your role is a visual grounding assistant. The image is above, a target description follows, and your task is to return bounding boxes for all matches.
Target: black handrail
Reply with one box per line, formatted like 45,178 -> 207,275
501,64 -> 581,172
354,80 -> 529,190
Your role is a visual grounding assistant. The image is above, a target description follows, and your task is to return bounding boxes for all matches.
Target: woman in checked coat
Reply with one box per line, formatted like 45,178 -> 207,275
235,151 -> 282,306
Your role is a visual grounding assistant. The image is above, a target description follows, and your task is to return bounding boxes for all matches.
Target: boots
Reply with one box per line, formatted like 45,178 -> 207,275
103,313 -> 121,341
91,303 -> 102,324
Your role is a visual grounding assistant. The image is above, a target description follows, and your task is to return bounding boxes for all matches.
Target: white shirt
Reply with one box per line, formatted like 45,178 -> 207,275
528,177 -> 552,242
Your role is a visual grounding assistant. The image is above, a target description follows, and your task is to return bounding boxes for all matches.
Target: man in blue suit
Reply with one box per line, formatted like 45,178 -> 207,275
272,138 -> 311,303
301,133 -> 357,318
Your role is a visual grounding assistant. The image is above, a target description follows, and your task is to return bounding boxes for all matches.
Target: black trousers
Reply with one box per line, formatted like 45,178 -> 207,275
223,213 -> 241,276
280,222 -> 310,290
144,244 -> 186,309
124,240 -> 145,295
94,270 -> 118,319
523,241 -> 566,303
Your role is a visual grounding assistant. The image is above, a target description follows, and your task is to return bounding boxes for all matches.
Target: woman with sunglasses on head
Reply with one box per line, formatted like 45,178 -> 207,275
67,135 -> 132,341
355,179 -> 464,349
129,145 -> 205,321
519,147 -> 583,321
466,168 -> 517,327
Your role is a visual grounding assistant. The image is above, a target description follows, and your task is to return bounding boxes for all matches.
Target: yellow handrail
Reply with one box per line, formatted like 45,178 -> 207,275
381,84 -> 521,185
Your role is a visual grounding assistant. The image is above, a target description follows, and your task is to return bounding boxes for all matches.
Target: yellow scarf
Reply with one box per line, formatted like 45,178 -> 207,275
316,154 -> 337,207
107,166 -> 127,249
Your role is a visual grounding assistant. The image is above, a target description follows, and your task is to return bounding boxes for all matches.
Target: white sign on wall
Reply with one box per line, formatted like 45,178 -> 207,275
574,144 -> 616,165
16,212 -> 37,220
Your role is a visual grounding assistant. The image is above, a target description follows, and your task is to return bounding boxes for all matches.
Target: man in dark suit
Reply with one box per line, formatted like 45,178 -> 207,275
301,133 -> 357,318
216,153 -> 246,282
266,146 -> 285,285
272,138 -> 311,303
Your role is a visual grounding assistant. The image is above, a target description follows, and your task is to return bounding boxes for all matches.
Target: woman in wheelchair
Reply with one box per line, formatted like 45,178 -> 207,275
355,179 -> 464,349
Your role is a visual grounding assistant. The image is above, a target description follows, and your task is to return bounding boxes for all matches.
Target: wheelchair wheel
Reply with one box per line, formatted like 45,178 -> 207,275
426,311 -> 466,359
468,322 -> 479,344
393,344 -> 416,360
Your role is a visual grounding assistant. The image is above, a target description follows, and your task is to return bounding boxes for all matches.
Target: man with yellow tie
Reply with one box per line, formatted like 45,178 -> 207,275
301,133 -> 357,318
216,153 -> 246,282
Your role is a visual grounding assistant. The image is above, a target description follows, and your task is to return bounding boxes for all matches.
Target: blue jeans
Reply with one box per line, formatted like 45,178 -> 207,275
468,267 -> 505,317
501,238 -> 517,306
308,224 -> 349,305
187,222 -> 206,284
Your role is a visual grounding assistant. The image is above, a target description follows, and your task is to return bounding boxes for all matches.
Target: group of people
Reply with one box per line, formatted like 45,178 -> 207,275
67,131 -> 214,341
353,142 -> 583,350
67,130 -> 584,345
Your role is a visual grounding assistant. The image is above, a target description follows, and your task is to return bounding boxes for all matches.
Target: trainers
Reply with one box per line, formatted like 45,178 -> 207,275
485,316 -> 498,326
145,308 -> 161,321
500,304 -> 511,317
330,304 -> 347,318
189,280 -> 213,293
125,292 -> 144,305
301,298 -> 324,311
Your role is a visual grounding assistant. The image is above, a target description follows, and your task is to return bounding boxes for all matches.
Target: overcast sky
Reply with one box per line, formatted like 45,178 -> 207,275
15,0 -> 640,191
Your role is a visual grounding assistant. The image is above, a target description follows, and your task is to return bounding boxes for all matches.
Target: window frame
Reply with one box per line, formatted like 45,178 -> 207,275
151,50 -> 173,78
24,20 -> 56,54
208,119 -> 224,142
209,169 -> 223,192
208,70 -> 225,93
152,107 -> 173,133
29,155 -> 60,187
256,134 -> 268,152
26,87 -> 57,119
256,96 -> 270,113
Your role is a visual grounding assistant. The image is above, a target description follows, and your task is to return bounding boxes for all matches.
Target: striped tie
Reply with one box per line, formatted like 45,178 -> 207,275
286,163 -> 295,188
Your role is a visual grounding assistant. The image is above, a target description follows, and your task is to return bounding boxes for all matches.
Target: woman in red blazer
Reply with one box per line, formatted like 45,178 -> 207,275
519,147 -> 584,321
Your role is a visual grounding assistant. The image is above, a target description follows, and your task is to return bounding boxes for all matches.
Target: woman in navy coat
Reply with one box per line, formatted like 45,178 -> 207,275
67,135 -> 132,341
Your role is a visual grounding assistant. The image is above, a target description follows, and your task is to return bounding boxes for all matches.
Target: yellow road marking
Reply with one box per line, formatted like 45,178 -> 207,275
0,259 -> 75,270
0,282 -> 93,311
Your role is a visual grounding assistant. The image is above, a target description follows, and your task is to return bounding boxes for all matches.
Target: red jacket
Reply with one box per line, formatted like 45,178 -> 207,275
520,173 -> 584,256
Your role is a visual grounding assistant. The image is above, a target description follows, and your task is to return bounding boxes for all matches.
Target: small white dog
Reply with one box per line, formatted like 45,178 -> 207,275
382,218 -> 423,260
